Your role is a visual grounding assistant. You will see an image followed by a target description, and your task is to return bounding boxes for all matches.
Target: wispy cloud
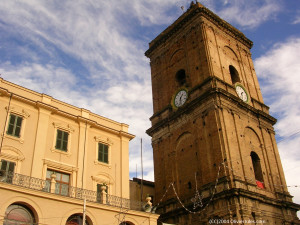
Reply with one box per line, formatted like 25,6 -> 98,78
0,0 -> 299,195
255,37 -> 300,206
205,0 -> 282,29
292,11 -> 300,24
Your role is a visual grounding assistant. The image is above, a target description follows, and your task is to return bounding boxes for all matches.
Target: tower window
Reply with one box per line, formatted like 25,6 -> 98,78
176,69 -> 186,85
188,181 -> 192,189
229,65 -> 240,84
251,152 -> 264,185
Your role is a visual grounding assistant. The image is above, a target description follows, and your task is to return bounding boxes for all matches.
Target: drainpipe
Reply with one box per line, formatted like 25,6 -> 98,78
0,93 -> 12,154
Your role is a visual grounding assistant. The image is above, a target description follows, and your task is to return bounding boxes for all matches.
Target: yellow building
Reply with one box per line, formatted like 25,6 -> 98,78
0,78 -> 159,225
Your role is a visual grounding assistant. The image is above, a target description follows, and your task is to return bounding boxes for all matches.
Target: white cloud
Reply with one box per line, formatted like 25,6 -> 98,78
292,16 -> 300,25
206,0 -> 282,29
292,10 -> 300,24
0,0 -> 298,205
255,37 -> 300,208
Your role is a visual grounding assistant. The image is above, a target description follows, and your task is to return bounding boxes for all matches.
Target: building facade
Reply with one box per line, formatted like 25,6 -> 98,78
0,78 -> 159,225
130,178 -> 155,206
145,2 -> 300,225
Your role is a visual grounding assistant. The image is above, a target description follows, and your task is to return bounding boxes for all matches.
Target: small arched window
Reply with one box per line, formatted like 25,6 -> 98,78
176,69 -> 186,85
251,151 -> 264,183
229,65 -> 240,84
120,222 -> 135,225
4,204 -> 36,224
66,214 -> 91,225
188,181 -> 192,189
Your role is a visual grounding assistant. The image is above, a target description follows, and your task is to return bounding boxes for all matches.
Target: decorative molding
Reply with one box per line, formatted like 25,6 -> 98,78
43,159 -> 78,173
0,145 -> 25,161
91,174 -> 114,185
5,106 -> 30,118
52,122 -> 75,133
94,136 -> 113,146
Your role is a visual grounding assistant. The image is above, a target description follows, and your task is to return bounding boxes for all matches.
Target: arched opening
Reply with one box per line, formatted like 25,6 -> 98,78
229,65 -> 240,84
251,152 -> 264,186
66,214 -> 92,225
4,203 -> 36,224
120,222 -> 135,225
175,69 -> 186,85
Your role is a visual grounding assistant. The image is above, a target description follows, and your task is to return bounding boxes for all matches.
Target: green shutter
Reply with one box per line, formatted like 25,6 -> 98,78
7,114 -> 15,135
7,114 -> 23,137
98,143 -> 109,163
1,160 -> 7,171
55,130 -> 62,149
15,116 -> 23,137
56,130 -> 68,151
104,145 -> 108,163
62,132 -> 69,151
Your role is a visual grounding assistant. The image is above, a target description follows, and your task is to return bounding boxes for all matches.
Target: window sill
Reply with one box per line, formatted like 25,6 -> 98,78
94,160 -> 111,168
1,133 -> 24,144
51,148 -> 71,157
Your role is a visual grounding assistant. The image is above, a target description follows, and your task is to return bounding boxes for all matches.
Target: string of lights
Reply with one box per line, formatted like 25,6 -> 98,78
152,164 -> 223,215
152,156 -> 300,219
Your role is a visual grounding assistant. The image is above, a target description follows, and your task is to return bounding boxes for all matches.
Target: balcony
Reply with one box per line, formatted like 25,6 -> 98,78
0,170 -> 143,211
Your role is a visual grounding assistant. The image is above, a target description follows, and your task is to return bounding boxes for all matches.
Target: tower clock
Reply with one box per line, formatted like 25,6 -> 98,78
145,2 -> 300,225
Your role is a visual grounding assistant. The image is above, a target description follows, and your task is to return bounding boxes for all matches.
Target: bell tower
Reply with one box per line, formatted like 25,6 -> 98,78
145,2 -> 300,224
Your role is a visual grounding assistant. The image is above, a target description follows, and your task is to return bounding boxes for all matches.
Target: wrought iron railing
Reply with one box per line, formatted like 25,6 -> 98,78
0,170 -> 143,211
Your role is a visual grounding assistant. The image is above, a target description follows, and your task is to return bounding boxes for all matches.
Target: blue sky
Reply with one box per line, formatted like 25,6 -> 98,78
0,0 -> 300,210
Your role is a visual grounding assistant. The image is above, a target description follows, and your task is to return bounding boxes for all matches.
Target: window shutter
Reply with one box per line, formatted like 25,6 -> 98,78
15,117 -> 23,137
62,132 -> 69,151
104,145 -> 108,163
1,160 -> 7,171
7,114 -> 15,135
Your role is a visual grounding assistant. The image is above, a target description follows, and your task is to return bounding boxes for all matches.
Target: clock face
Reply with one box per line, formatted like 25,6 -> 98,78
235,85 -> 248,102
174,89 -> 188,108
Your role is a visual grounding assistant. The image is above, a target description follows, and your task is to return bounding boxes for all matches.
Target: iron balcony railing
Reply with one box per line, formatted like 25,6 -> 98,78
0,170 -> 143,211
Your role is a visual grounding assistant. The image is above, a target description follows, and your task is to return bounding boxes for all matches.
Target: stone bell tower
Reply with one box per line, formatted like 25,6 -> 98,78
145,2 -> 300,225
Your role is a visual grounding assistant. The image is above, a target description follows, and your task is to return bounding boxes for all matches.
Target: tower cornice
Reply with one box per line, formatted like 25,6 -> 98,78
145,2 -> 253,58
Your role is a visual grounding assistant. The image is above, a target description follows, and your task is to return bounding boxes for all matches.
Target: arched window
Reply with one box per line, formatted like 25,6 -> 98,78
120,222 -> 135,225
176,69 -> 186,85
4,204 -> 36,225
229,65 -> 240,84
251,152 -> 264,183
66,214 -> 91,225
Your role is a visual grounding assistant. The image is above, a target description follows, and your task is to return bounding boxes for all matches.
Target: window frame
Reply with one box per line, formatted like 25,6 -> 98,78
4,107 -> 30,143
98,143 -> 109,164
51,122 -> 74,155
6,114 -> 23,137
94,136 -> 113,167
4,204 -> 36,224
0,159 -> 15,183
55,129 -> 69,152
97,183 -> 108,202
46,169 -> 70,196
